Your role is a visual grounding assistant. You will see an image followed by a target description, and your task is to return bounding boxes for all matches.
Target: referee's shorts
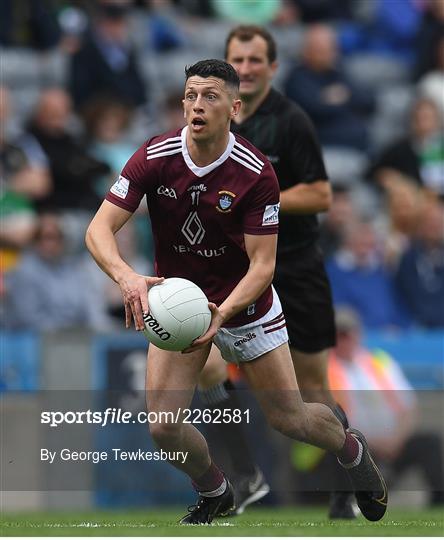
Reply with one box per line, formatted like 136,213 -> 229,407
274,245 -> 336,354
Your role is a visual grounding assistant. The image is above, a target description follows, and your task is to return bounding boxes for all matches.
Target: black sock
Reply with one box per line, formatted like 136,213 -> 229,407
199,379 -> 256,477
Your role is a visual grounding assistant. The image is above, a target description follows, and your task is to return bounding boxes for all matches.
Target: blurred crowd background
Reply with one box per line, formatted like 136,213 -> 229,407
1,0 -> 443,511
1,0 -> 443,332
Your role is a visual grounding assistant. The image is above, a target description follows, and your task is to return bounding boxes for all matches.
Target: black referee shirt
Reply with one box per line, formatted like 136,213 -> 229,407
231,88 -> 328,257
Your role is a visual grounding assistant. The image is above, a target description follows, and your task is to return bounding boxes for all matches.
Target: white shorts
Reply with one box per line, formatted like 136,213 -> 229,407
213,287 -> 289,364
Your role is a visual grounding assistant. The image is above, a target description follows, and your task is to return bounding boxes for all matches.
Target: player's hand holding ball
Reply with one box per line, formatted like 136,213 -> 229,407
118,272 -> 165,331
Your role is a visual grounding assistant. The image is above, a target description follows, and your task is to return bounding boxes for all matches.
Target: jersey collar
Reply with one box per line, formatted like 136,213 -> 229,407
181,126 -> 235,178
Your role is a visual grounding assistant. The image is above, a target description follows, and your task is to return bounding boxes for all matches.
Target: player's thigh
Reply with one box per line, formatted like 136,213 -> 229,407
290,347 -> 329,389
146,343 -> 211,414
241,343 -> 305,424
198,344 -> 228,390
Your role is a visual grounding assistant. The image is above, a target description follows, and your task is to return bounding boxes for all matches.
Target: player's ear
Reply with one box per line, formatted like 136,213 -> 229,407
231,99 -> 241,119
182,99 -> 186,118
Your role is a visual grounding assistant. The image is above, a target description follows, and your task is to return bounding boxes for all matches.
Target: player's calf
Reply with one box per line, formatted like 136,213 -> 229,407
267,409 -> 310,443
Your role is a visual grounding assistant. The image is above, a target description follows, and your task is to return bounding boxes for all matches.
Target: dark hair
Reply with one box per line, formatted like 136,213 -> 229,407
225,25 -> 277,64
185,59 -> 240,92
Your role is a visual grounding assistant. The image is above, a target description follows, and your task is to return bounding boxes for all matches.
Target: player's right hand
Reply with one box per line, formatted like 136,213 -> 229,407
118,273 -> 164,331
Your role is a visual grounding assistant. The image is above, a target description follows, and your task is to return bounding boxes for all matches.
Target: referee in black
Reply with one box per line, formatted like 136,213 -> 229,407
227,25 -> 354,518
196,25 -> 355,518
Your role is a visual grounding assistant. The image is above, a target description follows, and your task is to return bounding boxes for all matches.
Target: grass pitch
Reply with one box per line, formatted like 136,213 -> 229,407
1,506 -> 443,536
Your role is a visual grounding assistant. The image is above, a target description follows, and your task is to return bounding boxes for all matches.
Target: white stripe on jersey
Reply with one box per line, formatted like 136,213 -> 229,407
232,147 -> 265,172
147,136 -> 181,151
146,147 -> 182,160
230,152 -> 262,175
234,141 -> 265,167
147,141 -> 182,155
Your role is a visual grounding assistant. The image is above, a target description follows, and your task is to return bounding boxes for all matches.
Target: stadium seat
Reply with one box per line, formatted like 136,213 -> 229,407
322,146 -> 369,186
344,54 -> 409,91
370,85 -> 415,151
1,48 -> 41,87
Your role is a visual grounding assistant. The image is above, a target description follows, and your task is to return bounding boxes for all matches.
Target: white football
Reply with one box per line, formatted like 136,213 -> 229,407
143,278 -> 211,351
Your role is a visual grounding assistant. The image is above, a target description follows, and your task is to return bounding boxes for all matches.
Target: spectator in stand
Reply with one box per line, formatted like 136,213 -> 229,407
0,87 -> 51,203
395,199 -> 444,329
414,0 -> 444,80
69,0 -> 146,111
384,179 -> 426,269
369,97 -> 444,197
0,86 -> 51,272
25,88 -> 109,212
326,219 -> 411,330
318,184 -> 357,259
328,307 -> 444,506
162,90 -> 187,132
82,97 -> 135,197
284,24 -> 374,151
4,212 -> 111,331
82,95 -> 154,262
418,36 -> 444,123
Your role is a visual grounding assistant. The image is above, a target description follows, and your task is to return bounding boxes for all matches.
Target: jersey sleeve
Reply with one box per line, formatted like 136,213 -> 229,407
287,107 -> 328,184
243,161 -> 280,235
105,142 -> 154,212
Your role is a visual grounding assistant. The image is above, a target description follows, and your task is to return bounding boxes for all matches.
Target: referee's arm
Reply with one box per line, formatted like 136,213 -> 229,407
279,180 -> 332,215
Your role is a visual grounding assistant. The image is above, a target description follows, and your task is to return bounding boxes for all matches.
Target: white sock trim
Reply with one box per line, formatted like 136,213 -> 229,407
199,478 -> 227,498
339,439 -> 363,469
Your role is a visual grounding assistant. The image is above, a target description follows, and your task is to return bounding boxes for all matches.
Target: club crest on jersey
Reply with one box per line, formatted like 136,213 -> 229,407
216,190 -> 236,213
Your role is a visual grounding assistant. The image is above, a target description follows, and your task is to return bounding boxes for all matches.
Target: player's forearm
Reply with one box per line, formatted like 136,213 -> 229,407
218,261 -> 274,323
85,222 -> 134,284
280,181 -> 331,214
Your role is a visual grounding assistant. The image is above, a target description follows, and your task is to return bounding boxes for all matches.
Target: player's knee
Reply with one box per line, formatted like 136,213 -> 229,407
149,421 -> 181,446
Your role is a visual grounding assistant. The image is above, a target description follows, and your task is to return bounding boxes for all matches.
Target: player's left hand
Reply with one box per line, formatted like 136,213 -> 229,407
182,303 -> 223,353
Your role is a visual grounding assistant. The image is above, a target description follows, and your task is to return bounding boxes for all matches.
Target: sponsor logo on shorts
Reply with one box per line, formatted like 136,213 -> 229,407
262,203 -> 280,226
234,332 -> 257,347
216,190 -> 236,213
110,175 -> 129,199
143,312 -> 171,341
157,185 -> 177,199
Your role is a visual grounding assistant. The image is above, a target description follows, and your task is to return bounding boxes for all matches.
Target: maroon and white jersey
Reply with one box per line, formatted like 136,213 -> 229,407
106,126 -> 280,327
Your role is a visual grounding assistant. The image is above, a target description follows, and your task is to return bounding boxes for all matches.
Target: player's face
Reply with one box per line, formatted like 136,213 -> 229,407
226,36 -> 277,100
183,76 -> 241,142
